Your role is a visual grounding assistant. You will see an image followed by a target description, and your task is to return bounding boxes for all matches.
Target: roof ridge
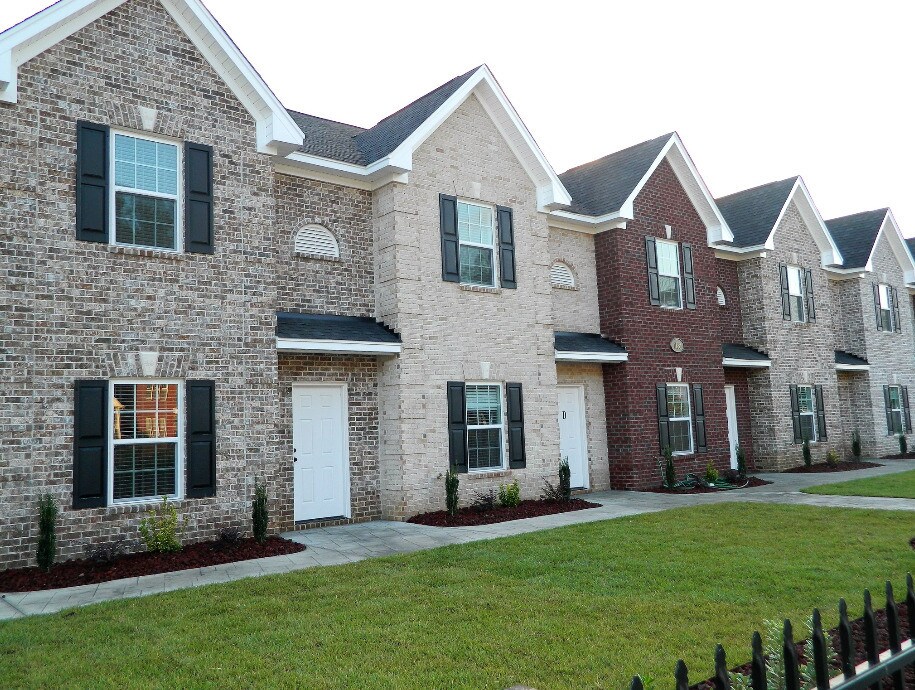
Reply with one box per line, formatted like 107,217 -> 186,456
825,207 -> 890,223
559,132 -> 675,177
714,176 -> 798,203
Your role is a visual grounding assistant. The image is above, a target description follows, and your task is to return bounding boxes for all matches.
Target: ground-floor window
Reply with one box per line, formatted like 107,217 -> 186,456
465,384 -> 503,471
796,385 -> 817,442
111,381 -> 182,501
666,383 -> 693,454
886,385 -> 904,434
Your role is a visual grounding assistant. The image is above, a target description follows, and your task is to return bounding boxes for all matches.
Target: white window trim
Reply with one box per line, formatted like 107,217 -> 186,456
796,384 -> 818,443
656,239 -> 683,310
109,128 -> 183,253
108,378 -> 184,506
878,284 -> 894,332
887,385 -> 904,435
787,265 -> 807,323
465,381 -> 506,473
666,382 -> 693,455
457,199 -> 498,288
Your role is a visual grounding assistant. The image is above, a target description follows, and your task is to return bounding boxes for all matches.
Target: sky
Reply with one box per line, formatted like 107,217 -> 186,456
3,0 -> 914,233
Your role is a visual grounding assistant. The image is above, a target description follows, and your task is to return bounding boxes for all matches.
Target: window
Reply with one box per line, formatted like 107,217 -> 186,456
797,385 -> 817,442
294,224 -> 339,259
550,261 -> 576,288
457,201 -> 496,286
666,384 -> 693,454
786,266 -> 806,322
465,384 -> 503,470
878,284 -> 894,332
113,132 -> 180,250
887,385 -> 904,434
656,240 -> 681,308
716,286 -> 726,306
111,381 -> 181,502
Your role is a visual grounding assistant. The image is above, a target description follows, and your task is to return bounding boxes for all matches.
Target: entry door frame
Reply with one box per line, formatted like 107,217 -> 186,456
558,384 -> 590,490
724,384 -> 739,470
291,382 -> 352,522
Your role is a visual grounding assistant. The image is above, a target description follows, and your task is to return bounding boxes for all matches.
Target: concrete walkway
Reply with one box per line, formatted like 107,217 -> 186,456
3,459 -> 914,621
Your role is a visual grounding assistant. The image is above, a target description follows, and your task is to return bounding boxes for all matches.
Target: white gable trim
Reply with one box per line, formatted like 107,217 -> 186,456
0,0 -> 304,155
765,178 -> 843,267
867,210 -> 915,283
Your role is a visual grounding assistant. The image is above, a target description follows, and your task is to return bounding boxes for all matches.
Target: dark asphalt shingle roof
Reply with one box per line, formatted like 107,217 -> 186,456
557,133 -> 674,216
554,331 -> 626,354
825,209 -> 888,269
907,238 -> 915,257
722,343 -> 770,362
835,350 -> 869,367
286,67 -> 479,166
715,177 -> 797,248
276,312 -> 401,343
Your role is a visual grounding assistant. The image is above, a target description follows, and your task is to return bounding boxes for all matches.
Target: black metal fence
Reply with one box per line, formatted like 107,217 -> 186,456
631,573 -> 915,690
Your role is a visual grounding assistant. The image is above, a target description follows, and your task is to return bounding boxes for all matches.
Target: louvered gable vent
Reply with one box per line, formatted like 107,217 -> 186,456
550,261 -> 575,288
295,225 -> 339,258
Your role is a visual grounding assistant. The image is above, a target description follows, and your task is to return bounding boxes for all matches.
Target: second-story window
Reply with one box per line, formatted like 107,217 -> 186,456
113,132 -> 180,251
877,284 -> 895,332
656,240 -> 682,308
779,264 -> 815,323
786,266 -> 806,322
457,201 -> 496,287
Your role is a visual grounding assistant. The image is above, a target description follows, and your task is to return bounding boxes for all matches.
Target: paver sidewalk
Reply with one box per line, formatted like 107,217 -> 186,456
3,459 -> 914,621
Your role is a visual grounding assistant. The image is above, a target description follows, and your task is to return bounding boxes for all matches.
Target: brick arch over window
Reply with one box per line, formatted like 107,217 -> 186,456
550,260 -> 577,288
294,224 -> 340,259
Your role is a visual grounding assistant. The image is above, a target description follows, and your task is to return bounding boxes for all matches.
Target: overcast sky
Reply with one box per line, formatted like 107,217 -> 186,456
3,1 -> 914,233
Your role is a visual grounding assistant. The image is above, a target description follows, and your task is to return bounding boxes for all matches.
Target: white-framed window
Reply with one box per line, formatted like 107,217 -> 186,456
878,284 -> 894,332
656,240 -> 682,308
716,286 -> 726,306
457,201 -> 496,287
465,383 -> 504,471
110,380 -> 183,503
112,131 -> 181,251
666,383 -> 693,454
887,385 -> 904,434
786,266 -> 806,323
294,224 -> 340,259
796,385 -> 817,442
550,261 -> 576,288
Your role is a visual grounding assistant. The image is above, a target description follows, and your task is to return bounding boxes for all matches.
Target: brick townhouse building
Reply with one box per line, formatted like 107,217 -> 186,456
1,0 -> 913,568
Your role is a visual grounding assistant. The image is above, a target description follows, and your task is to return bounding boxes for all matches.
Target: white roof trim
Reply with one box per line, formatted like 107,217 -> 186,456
835,363 -> 870,372
276,337 -> 402,356
555,351 -> 628,363
722,357 -> 771,369
0,0 -> 304,155
764,178 -> 843,268
862,210 -> 915,284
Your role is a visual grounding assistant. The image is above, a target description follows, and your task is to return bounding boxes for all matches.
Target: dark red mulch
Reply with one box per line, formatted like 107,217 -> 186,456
406,498 -> 599,527
0,536 -> 305,593
783,460 -> 882,473
881,452 -> 915,460
645,477 -> 773,494
692,605 -> 912,690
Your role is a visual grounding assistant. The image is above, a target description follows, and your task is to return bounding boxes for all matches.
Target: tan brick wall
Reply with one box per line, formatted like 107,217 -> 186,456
548,228 -> 600,333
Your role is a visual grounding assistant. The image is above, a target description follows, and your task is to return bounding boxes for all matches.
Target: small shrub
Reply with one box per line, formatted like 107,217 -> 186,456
663,447 -> 676,488
498,480 -> 520,508
825,449 -> 839,467
471,488 -> 497,512
558,458 -> 572,501
851,429 -> 862,460
253,481 -> 268,544
802,439 -> 812,467
735,444 -> 747,476
219,527 -> 242,548
704,462 -> 719,484
445,469 -> 460,517
84,536 -> 128,564
36,494 -> 58,572
731,617 -> 836,690
540,478 -> 564,502
899,433 -> 908,455
139,496 -> 186,553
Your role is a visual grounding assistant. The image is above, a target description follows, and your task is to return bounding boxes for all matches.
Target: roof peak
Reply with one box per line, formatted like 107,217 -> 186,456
560,132 -> 675,176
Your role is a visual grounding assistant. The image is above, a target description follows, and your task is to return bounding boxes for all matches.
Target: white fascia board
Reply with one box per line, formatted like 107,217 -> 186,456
835,364 -> 870,372
555,351 -> 628,363
278,151 -> 409,189
548,210 -> 629,234
276,338 -> 402,356
767,178 -> 843,268
870,210 -> 915,284
824,267 -> 867,281
713,244 -> 769,261
722,358 -> 772,368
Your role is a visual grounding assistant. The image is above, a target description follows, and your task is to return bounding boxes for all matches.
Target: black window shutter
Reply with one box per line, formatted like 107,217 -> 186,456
814,384 -> 827,440
646,237 -> 660,306
789,385 -> 802,443
682,243 -> 696,309
892,287 -> 901,332
185,142 -> 214,254
873,283 -> 883,331
883,385 -> 893,434
904,386 -> 912,432
446,382 -> 468,472
779,264 -> 791,320
692,383 -> 706,451
73,380 -> 107,508
497,206 -> 517,289
186,380 -> 216,497
76,121 -> 109,243
656,383 -> 670,452
804,269 -> 816,323
506,382 -> 526,469
439,194 -> 460,282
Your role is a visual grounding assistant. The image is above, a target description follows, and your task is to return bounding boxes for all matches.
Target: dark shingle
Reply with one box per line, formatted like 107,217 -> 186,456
835,350 -> 869,366
287,111 -> 367,165
906,237 -> 915,256
554,331 -> 626,354
722,343 -> 770,362
825,209 -> 888,269
276,312 -> 401,343
557,133 -> 673,216
715,177 -> 797,248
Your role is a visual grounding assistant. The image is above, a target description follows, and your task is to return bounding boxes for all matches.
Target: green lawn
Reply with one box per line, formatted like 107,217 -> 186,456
801,468 -> 915,499
1,504 -> 913,690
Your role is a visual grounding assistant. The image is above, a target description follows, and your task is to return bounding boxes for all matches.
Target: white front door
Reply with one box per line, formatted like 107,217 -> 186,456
558,386 -> 588,489
724,384 -> 740,470
292,385 -> 349,522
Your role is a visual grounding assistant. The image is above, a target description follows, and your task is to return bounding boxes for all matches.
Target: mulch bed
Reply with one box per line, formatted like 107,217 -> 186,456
645,477 -> 772,495
783,461 -> 882,473
881,452 -> 915,460
692,604 -> 912,690
0,536 -> 305,593
407,498 -> 600,527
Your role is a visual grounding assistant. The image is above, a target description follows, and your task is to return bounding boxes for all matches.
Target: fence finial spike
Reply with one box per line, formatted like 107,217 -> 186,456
751,632 -> 766,690
811,608 -> 830,690
675,659 -> 689,690
838,598 -> 856,679
906,573 -> 915,641
630,675 -> 644,690
783,619 -> 800,690
713,644 -> 731,690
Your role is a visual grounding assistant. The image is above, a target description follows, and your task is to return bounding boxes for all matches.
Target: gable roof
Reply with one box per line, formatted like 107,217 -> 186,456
554,331 -> 626,355
825,209 -> 888,269
0,0 -> 304,155
550,132 -> 733,244
276,312 -> 401,344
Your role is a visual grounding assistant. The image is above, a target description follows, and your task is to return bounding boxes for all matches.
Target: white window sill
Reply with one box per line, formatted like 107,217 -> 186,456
459,283 -> 501,295
104,244 -> 187,262
551,284 -> 579,292
294,252 -> 342,263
